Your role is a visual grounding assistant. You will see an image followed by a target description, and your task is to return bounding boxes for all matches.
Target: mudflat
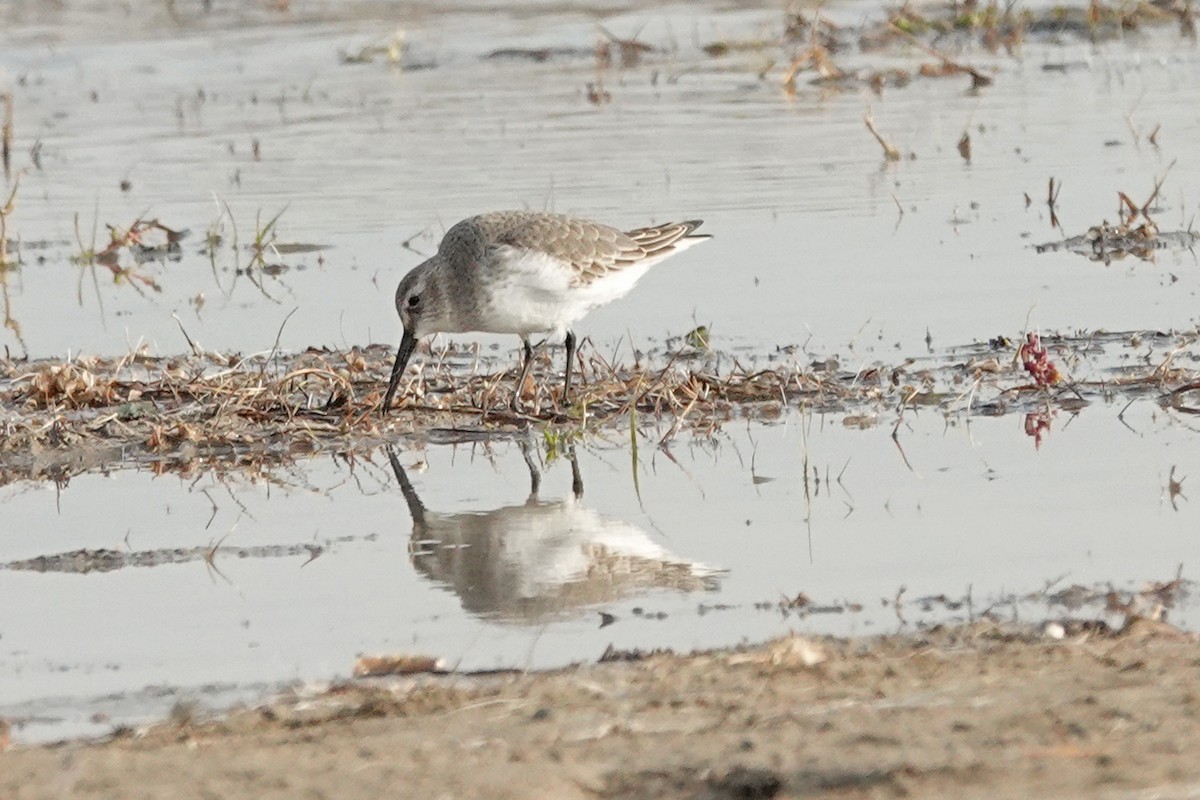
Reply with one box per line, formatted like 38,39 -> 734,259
5,620 -> 1198,800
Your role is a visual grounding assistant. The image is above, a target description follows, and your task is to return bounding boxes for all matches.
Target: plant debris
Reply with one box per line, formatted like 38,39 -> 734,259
700,0 -> 1194,96
1,328 -> 1199,485
72,216 -> 189,292
1035,174 -> 1198,263
0,538 -> 356,575
1018,333 -> 1061,387
353,654 -> 446,677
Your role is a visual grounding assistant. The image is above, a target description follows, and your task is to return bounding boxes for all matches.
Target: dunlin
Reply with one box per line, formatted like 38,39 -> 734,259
382,211 -> 710,414
387,444 -> 722,621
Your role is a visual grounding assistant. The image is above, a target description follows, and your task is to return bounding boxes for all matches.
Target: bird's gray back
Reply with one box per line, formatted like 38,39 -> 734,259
439,211 -> 634,273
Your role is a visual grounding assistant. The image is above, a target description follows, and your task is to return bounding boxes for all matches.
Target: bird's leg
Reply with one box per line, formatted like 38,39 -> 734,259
512,337 -> 535,413
518,437 -> 542,499
562,330 -> 577,405
568,443 -> 583,500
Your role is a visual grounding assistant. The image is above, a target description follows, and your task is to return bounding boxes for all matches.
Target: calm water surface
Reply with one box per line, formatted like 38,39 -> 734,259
1,0 -> 1199,741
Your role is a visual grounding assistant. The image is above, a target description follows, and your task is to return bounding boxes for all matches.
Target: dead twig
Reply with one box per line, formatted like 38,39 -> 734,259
889,23 -> 993,89
864,110 -> 901,161
0,92 -> 12,181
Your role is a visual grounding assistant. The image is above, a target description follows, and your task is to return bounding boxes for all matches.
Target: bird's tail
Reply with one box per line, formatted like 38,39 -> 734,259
624,219 -> 711,259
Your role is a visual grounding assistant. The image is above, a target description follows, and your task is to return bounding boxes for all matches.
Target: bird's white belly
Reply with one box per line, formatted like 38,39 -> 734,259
477,247 -> 651,337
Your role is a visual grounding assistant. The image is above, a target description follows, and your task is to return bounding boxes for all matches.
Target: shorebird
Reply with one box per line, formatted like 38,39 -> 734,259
382,210 -> 710,414
387,444 -> 722,622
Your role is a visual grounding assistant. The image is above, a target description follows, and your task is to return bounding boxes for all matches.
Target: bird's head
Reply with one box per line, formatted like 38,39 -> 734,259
383,258 -> 451,415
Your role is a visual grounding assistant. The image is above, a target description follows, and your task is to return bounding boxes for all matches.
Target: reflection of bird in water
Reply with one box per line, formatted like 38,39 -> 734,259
387,444 -> 722,624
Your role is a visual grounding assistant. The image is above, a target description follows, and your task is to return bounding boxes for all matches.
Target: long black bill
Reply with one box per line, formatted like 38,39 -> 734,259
382,330 -> 417,416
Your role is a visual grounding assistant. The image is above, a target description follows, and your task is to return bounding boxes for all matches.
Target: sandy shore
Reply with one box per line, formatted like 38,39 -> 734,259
4,619 -> 1199,800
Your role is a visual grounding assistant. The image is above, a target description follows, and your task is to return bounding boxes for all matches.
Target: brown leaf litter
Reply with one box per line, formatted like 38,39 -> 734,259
1,329 -> 1199,486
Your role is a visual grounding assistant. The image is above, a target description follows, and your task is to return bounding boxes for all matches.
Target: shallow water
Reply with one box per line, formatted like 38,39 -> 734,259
2,0 -> 1200,742
3,0 -> 1198,360
2,406 -> 1196,741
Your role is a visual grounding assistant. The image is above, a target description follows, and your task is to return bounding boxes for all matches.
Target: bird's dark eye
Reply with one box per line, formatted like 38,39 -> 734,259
407,294 -> 420,308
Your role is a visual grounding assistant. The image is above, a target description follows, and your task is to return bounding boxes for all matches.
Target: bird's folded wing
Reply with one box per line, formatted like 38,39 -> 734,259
495,217 -> 702,287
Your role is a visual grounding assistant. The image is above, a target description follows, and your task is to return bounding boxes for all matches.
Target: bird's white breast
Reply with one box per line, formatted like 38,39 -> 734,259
476,246 -> 652,337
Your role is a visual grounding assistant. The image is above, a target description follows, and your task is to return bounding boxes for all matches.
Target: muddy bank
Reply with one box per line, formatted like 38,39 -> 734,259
3,619 -> 1198,800
2,328 -> 1199,485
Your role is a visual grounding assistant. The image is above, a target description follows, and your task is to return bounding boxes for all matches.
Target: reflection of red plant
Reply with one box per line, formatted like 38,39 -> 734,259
1024,411 -> 1051,450
1019,333 -> 1061,387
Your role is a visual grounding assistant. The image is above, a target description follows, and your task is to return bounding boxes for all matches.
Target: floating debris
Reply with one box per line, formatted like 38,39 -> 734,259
72,216 -> 188,292
1036,226 -> 1198,264
340,30 -> 415,67
704,0 -> 1193,95
1035,174 -> 1198,263
0,539 -> 354,575
486,46 -> 593,62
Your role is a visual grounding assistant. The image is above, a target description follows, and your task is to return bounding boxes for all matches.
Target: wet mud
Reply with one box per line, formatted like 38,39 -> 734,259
5,620 -> 1200,800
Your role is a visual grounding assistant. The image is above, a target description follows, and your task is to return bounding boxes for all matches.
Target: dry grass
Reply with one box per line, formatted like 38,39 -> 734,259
0,177 -> 24,355
0,175 -> 17,269
2,329 -> 1200,485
